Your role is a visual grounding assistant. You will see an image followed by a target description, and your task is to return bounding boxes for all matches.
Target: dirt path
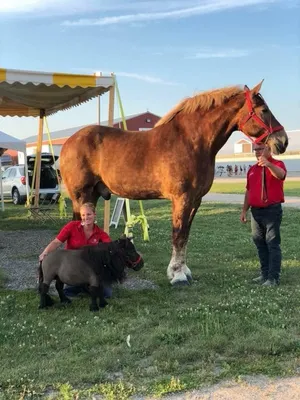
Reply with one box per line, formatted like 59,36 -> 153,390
202,193 -> 300,208
214,175 -> 300,183
142,376 -> 300,399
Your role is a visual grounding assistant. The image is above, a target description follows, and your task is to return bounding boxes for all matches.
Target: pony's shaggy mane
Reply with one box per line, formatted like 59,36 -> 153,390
155,85 -> 243,127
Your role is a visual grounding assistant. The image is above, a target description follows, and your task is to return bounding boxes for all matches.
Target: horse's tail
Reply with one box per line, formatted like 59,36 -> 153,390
38,261 -> 43,285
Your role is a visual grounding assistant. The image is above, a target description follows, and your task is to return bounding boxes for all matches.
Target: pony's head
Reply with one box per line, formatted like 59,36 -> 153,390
116,235 -> 144,271
237,80 -> 288,155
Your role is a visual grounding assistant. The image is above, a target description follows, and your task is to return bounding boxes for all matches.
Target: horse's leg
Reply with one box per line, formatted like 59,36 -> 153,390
55,278 -> 72,304
39,283 -> 54,309
167,196 -> 201,286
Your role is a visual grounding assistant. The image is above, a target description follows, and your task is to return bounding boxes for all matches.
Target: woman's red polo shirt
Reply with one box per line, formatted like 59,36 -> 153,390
56,221 -> 111,249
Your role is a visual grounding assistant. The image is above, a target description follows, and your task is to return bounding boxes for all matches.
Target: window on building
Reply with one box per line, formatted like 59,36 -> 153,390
145,118 -> 151,123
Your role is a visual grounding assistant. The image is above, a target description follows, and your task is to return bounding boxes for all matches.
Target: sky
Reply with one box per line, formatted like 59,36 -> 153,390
0,0 -> 299,153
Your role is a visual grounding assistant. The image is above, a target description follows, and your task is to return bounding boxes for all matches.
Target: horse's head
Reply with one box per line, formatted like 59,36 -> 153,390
116,235 -> 144,271
237,80 -> 288,155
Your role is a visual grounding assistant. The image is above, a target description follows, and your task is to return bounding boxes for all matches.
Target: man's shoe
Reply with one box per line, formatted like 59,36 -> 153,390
252,275 -> 266,284
262,279 -> 278,287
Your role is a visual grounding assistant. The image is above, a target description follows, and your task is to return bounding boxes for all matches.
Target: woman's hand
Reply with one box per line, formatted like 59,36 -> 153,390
39,252 -> 48,262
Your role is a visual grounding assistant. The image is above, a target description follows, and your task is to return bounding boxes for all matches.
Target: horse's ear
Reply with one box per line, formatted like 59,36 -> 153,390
244,85 -> 250,92
119,233 -> 127,240
251,79 -> 264,95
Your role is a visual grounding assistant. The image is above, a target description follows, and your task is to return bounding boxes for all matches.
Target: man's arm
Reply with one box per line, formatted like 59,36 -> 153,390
266,163 -> 286,180
240,190 -> 250,223
258,157 -> 286,180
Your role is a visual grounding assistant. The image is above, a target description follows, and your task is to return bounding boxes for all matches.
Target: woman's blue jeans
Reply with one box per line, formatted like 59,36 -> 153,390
63,284 -> 112,299
251,203 -> 282,282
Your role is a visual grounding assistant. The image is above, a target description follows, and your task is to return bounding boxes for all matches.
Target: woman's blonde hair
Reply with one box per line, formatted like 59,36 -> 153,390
80,202 -> 96,213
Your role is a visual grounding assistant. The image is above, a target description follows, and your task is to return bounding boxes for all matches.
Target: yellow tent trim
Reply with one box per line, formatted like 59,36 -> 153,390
53,73 -> 96,88
0,69 -> 6,81
0,68 -> 115,117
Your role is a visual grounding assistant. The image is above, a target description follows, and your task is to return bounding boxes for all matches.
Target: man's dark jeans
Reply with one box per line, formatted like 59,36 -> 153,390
251,203 -> 283,282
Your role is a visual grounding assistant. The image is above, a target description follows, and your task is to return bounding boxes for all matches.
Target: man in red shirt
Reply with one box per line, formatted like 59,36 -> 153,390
240,143 -> 287,286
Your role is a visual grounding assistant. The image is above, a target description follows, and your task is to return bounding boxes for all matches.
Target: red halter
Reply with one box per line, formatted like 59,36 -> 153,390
239,89 -> 284,144
127,254 -> 142,269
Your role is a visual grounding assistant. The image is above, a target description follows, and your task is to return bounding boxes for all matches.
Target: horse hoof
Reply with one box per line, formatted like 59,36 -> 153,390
171,279 -> 190,287
99,301 -> 108,308
186,274 -> 193,283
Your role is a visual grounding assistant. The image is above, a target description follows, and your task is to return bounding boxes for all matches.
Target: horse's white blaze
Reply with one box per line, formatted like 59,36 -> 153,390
167,246 -> 191,284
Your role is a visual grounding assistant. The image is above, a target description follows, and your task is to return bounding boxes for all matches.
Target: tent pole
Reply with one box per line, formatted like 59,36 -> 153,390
24,156 -> 30,205
0,148 -> 6,212
0,157 -> 4,212
34,109 -> 45,208
97,95 -> 101,125
103,76 -> 115,234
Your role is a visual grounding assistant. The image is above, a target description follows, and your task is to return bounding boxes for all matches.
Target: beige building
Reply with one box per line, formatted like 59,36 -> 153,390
234,138 -> 253,154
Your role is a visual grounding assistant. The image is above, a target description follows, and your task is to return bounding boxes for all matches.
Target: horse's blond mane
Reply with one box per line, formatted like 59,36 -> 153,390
155,85 -> 243,127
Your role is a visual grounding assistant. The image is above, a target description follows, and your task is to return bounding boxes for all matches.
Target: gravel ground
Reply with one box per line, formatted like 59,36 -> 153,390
0,229 -> 157,292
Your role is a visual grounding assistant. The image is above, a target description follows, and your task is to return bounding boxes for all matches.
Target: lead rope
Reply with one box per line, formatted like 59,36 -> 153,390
260,133 -> 271,203
261,167 -> 268,203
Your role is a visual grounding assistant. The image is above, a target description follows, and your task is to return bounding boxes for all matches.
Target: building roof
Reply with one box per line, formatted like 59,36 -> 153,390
235,138 -> 252,145
0,130 -> 27,153
25,112 -> 157,144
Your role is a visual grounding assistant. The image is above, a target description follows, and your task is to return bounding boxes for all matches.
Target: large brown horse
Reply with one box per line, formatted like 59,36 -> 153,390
60,81 -> 288,286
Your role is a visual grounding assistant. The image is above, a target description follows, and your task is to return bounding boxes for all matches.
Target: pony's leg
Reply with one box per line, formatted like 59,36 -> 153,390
89,286 -> 100,311
98,284 -> 108,308
167,197 -> 200,286
39,283 -> 54,309
55,279 -> 72,304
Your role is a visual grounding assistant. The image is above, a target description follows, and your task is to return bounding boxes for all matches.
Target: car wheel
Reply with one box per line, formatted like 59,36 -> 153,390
12,188 -> 21,205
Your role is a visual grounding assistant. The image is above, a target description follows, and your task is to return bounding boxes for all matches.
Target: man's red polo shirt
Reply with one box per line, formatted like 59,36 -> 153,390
56,221 -> 111,249
246,157 -> 286,208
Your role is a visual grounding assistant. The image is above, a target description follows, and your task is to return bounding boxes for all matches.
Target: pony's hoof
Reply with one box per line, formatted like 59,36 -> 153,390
89,305 -> 99,312
186,274 -> 193,283
44,294 -> 54,307
99,300 -> 108,308
61,297 -> 72,304
171,279 -> 190,287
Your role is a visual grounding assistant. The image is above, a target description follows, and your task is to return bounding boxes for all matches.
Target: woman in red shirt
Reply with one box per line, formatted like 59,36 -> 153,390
39,202 -> 112,297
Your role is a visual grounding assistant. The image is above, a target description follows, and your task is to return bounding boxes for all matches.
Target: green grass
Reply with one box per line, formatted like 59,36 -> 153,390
1,200 -> 300,399
211,180 -> 300,196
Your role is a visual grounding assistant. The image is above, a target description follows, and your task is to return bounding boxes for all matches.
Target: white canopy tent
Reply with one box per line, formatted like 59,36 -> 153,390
0,68 -> 115,231
0,130 -> 29,211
